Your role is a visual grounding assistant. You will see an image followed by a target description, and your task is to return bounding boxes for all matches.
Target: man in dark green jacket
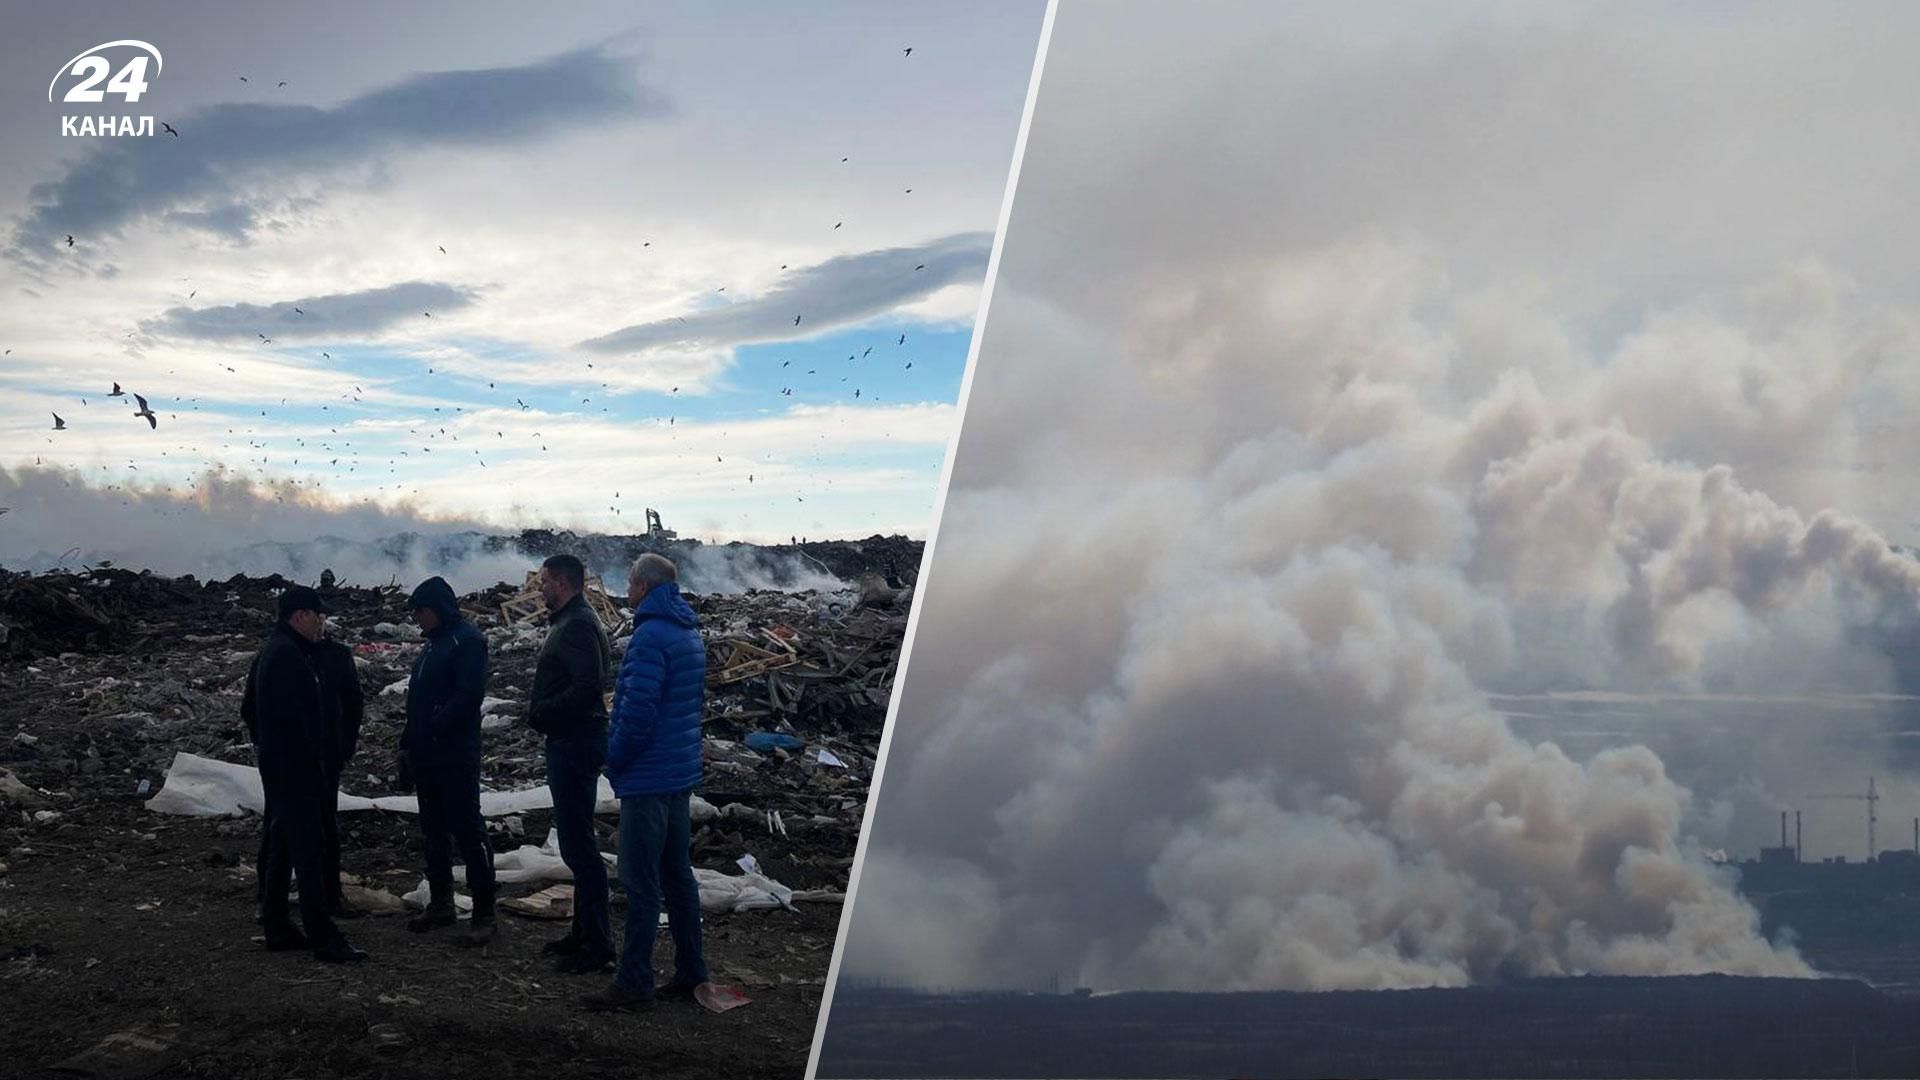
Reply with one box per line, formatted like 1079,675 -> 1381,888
400,576 -> 497,945
528,554 -> 615,972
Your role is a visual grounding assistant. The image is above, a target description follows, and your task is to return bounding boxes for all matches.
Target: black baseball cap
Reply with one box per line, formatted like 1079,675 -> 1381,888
276,585 -> 332,619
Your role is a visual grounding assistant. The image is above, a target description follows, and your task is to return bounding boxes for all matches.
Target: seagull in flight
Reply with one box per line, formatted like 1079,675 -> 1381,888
66,235 -> 74,248
161,122 -> 179,137
133,394 -> 157,429
109,383 -> 124,397
794,314 -> 803,326
52,413 -> 66,430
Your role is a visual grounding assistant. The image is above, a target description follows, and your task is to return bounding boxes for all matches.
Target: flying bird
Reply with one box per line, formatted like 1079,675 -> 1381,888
914,264 -> 926,271
904,46 -> 913,56
239,76 -> 249,83
794,314 -> 803,326
109,383 -> 124,397
439,245 -> 446,254
423,311 -> 432,318
834,222 -> 843,230
66,235 -> 74,248
161,122 -> 178,137
133,394 -> 156,429
52,413 -> 65,430
277,81 -> 287,88
293,307 -> 304,314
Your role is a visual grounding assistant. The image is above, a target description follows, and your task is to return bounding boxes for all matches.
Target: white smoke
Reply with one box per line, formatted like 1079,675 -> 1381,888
0,466 -> 849,595
842,239 -> 1920,990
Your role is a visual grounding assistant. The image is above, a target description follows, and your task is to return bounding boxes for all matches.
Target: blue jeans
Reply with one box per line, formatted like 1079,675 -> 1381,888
615,792 -> 708,996
546,727 -> 613,958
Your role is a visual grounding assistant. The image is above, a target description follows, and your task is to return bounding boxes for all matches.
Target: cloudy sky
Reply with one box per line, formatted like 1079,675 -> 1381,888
0,1 -> 1044,560
833,0 -> 1920,1000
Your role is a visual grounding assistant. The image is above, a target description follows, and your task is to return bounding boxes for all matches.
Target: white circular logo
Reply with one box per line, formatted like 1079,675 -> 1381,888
48,40 -> 164,104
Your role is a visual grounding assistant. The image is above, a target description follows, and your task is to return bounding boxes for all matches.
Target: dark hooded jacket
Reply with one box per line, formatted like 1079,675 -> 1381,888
607,582 -> 706,796
401,576 -> 490,763
527,593 -> 610,738
310,638 -> 365,774
242,623 -> 329,793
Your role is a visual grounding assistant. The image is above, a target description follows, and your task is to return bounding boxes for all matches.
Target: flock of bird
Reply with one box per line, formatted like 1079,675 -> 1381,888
22,43 -> 939,524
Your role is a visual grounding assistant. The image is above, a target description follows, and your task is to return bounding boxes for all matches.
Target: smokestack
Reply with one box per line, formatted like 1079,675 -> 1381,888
1781,810 -> 1788,850
1796,811 -> 1802,863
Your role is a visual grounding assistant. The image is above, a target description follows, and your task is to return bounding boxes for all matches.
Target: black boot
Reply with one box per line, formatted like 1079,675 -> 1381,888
313,934 -> 368,964
408,884 -> 457,933
456,890 -> 497,948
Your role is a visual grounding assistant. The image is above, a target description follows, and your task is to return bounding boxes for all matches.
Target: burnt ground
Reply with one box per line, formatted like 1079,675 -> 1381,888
816,977 -> 1920,1079
0,564 -> 911,1079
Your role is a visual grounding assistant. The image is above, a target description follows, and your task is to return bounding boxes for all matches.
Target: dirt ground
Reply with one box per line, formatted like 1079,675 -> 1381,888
0,560 -> 909,1079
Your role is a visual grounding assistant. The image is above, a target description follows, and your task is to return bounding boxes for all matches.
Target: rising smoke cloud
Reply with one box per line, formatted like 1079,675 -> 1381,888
838,4 -> 1920,993
0,466 -> 850,595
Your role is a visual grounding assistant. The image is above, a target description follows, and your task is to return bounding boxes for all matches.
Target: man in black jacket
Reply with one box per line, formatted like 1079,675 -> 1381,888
527,554 -> 614,972
253,624 -> 366,921
242,586 -> 366,963
400,576 -> 497,945
313,633 -> 365,917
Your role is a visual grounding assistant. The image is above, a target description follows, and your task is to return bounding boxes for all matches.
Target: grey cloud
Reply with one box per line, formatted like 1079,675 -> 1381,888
577,232 -> 991,354
8,41 -> 667,262
142,281 -> 476,341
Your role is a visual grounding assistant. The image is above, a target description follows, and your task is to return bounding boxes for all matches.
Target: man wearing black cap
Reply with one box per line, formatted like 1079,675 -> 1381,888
241,586 -> 366,963
400,575 -> 498,945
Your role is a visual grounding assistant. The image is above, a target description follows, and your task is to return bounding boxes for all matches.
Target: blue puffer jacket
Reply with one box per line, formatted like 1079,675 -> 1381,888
402,576 -> 490,764
607,582 -> 706,797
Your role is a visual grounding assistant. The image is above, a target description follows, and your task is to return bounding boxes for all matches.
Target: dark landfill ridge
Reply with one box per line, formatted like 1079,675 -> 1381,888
0,535 -> 918,1080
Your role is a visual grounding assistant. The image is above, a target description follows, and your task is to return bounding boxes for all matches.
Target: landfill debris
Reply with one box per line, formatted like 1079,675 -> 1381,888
1,768 -> 50,809
816,748 -> 847,768
499,883 -> 575,920
737,853 -> 763,876
745,732 -> 804,753
0,551 -> 910,1072
50,1023 -> 207,1079
145,752 -> 621,818
695,983 -> 753,1014
366,1022 -> 410,1055
499,570 -> 627,630
401,880 -> 476,913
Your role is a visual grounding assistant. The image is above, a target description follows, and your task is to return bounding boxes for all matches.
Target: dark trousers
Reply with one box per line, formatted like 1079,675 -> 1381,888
416,752 -> 495,908
614,791 -> 708,996
546,726 -> 613,958
257,767 -> 346,910
259,777 -> 337,943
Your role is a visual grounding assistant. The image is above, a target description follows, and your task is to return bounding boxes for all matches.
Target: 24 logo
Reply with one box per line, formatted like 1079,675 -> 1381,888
48,40 -> 163,104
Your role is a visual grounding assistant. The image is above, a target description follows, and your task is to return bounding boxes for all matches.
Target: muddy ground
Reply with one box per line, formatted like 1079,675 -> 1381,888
0,557 -> 911,1079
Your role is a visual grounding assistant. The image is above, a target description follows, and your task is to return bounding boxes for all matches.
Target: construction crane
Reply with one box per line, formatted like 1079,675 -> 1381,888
1808,776 -> 1880,861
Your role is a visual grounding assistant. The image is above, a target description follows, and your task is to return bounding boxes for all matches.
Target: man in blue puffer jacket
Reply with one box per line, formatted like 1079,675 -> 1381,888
581,553 -> 709,1011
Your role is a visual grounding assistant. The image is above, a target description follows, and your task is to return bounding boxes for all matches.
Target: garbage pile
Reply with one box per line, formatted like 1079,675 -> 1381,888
0,550 -> 917,903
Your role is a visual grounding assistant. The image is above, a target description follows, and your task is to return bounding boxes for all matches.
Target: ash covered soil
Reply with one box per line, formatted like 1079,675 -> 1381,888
0,538 -> 916,1079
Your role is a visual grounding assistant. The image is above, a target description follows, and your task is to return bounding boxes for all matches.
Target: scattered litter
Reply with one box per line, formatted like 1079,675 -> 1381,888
816,748 -> 847,768
134,779 -> 151,796
695,983 -> 752,1013
34,809 -> 63,823
379,677 -> 410,698
499,883 -> 575,920
736,853 -> 763,876
744,732 -> 804,753
339,883 -> 409,915
1,768 -> 50,809
51,1023 -> 205,1078
366,1022 -> 409,1055
145,752 -> 622,818
400,880 -> 474,913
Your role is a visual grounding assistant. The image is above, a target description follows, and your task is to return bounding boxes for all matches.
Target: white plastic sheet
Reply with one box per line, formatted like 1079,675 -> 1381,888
443,829 -> 796,913
144,752 -> 621,818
